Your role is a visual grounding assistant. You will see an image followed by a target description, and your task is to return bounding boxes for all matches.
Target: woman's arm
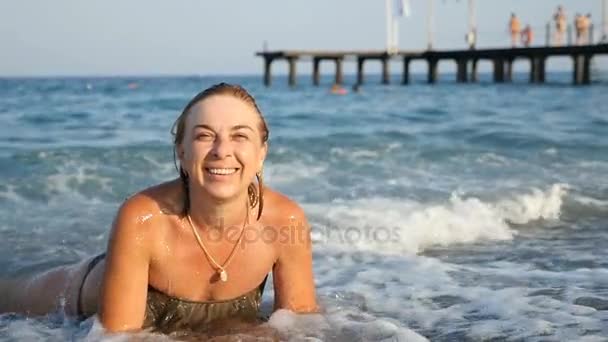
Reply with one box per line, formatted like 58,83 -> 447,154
272,203 -> 318,313
98,196 -> 152,332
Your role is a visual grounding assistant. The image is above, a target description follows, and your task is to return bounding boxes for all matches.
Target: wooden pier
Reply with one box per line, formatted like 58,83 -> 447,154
256,44 -> 608,86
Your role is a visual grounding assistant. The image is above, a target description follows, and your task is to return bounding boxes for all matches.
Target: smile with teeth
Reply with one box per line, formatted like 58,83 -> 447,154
206,168 -> 238,175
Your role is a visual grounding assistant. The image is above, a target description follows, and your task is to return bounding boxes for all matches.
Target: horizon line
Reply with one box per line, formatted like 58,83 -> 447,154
0,70 -> 596,80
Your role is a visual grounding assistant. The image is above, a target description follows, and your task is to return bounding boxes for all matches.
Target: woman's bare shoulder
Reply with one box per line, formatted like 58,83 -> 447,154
108,180 -> 182,248
119,179 -> 184,218
263,188 -> 308,225
261,188 -> 310,252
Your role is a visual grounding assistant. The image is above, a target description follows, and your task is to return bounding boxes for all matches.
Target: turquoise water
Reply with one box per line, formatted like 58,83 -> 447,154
1,74 -> 607,340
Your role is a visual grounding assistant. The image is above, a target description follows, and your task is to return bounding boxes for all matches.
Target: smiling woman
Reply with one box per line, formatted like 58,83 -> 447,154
0,83 -> 318,336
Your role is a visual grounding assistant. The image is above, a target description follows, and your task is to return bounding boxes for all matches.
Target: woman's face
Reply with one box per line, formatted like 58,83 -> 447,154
178,95 -> 267,203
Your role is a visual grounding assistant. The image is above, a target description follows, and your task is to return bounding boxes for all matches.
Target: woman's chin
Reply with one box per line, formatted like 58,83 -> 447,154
202,185 -> 242,203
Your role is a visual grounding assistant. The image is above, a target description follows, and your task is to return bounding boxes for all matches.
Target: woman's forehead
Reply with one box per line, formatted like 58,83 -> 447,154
187,95 -> 259,128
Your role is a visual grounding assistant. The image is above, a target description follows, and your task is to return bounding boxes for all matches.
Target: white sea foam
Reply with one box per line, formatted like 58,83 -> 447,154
331,147 -> 379,159
475,152 -> 511,166
140,154 -> 176,179
329,143 -> 403,162
265,161 -> 327,185
496,183 -> 567,224
267,309 -> 428,342
544,147 -> 558,155
312,250 -> 608,342
386,142 -> 402,151
306,184 -> 569,254
0,318 -> 69,341
46,164 -> 113,198
1,152 -> 174,205
571,193 -> 608,209
82,310 -> 427,342
84,317 -> 172,341
0,184 -> 22,203
266,309 -> 329,340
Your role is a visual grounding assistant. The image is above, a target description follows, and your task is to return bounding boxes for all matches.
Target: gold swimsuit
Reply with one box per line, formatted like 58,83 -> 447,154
80,254 -> 268,334
143,278 -> 268,333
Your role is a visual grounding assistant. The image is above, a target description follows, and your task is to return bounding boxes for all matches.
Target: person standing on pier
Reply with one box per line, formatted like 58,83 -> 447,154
553,6 -> 567,46
521,25 -> 533,47
575,13 -> 585,45
509,13 -> 521,47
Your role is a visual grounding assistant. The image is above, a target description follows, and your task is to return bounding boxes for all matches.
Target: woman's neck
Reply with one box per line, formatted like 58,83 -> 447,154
187,188 -> 249,231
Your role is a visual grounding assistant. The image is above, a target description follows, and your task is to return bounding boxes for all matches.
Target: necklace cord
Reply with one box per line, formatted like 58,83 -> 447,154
187,199 -> 249,276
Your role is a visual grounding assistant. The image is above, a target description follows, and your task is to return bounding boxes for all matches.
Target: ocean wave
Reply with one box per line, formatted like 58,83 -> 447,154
0,147 -> 175,204
306,184 -> 568,254
562,192 -> 608,219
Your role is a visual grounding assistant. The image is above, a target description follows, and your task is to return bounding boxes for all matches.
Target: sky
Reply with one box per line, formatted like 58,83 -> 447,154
0,0 -> 606,77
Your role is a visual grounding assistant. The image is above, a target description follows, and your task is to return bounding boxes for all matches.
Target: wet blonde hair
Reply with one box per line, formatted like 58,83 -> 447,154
171,83 -> 269,220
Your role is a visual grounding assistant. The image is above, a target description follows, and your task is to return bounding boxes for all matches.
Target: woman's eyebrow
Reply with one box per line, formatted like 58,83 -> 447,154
193,124 -> 214,131
232,125 -> 254,131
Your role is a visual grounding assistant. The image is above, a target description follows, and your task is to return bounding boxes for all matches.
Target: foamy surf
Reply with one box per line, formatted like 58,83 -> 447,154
267,309 -> 429,342
307,184 -> 569,254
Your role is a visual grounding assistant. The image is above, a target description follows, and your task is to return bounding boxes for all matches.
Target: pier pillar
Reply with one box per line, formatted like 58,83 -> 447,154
505,58 -> 514,82
335,58 -> 344,85
583,56 -> 591,84
573,54 -> 592,85
530,56 -> 546,83
263,57 -> 273,87
381,57 -> 390,84
539,57 -> 546,83
356,57 -> 365,85
470,59 -> 478,82
530,57 -> 538,83
573,55 -> 582,84
313,57 -> 321,86
456,59 -> 468,83
493,58 -> 505,83
287,57 -> 297,87
402,57 -> 410,85
427,59 -> 438,84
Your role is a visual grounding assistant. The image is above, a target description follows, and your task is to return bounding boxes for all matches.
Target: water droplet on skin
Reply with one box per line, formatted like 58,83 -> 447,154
137,213 -> 153,224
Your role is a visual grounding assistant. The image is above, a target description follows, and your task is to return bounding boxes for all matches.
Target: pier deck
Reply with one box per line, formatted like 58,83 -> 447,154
256,44 -> 608,86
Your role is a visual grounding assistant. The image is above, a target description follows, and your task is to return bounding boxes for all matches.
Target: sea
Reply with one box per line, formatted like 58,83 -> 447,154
0,72 -> 607,341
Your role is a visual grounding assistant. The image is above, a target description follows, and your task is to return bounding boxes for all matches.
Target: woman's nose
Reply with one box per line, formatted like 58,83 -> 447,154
211,137 -> 233,159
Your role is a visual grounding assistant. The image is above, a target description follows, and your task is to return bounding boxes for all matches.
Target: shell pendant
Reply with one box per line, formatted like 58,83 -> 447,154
219,269 -> 228,282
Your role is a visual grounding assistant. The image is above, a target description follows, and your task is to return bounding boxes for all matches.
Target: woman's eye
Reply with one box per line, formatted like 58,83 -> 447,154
196,134 -> 213,141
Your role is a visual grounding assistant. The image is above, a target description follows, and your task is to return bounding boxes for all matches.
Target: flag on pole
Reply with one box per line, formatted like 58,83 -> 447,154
394,0 -> 411,17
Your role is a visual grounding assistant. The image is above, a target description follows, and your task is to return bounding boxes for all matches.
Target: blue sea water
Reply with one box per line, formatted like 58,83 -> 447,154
0,73 -> 607,341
